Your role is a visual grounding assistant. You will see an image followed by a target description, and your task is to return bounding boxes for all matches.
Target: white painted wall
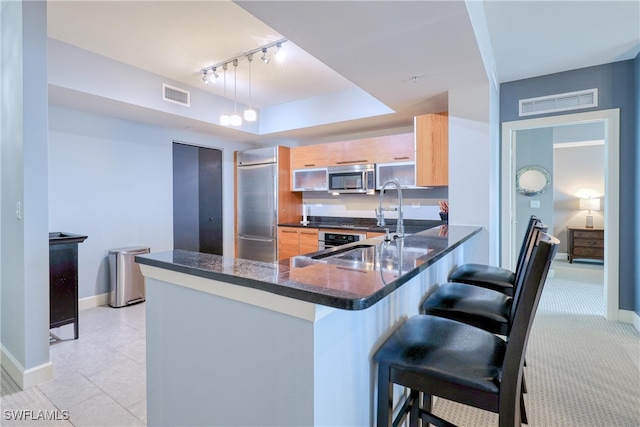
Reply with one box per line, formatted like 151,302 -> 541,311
462,0 -> 501,266
448,84 -> 499,265
48,105 -> 253,299
1,0 -> 52,388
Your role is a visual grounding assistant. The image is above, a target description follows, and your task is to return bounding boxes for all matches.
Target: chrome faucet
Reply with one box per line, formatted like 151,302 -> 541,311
376,179 -> 404,239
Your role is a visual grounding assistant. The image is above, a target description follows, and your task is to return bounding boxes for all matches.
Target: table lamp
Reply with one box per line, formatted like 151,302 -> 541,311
579,197 -> 600,228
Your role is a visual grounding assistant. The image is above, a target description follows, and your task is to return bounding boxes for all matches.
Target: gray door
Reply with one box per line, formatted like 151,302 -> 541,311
173,143 -> 223,255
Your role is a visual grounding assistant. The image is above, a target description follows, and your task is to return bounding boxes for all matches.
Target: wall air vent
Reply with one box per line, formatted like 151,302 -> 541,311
163,84 -> 190,107
519,88 -> 597,117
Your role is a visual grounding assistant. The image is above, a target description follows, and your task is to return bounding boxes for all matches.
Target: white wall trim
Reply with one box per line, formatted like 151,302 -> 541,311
618,310 -> 640,333
0,345 -> 54,390
78,293 -> 109,311
555,252 -> 568,260
501,109 -> 620,321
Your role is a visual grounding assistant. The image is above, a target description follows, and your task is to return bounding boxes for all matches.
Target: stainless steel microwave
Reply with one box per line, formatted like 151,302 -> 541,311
327,164 -> 376,194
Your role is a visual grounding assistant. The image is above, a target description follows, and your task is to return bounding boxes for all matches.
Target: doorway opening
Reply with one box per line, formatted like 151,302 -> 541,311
501,109 -> 620,320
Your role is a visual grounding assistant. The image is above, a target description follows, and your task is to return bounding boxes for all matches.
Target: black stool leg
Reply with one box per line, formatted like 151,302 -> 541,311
377,364 -> 392,427
409,390 -> 420,427
422,393 -> 433,427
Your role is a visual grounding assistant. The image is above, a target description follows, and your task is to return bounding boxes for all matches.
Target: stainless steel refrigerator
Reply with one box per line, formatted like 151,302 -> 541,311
236,147 -> 278,262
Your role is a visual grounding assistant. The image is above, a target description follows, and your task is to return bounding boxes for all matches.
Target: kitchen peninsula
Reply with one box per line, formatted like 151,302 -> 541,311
136,224 -> 481,426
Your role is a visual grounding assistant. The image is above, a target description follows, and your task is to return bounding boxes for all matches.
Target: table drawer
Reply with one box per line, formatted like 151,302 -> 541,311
573,230 -> 603,238
573,247 -> 604,257
573,238 -> 604,248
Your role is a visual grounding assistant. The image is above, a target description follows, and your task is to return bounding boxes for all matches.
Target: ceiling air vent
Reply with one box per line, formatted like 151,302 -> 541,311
519,88 -> 597,117
163,84 -> 190,107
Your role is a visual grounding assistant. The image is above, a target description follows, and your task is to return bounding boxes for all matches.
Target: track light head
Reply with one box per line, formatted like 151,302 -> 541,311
261,47 -> 270,64
202,67 -> 220,85
274,42 -> 285,62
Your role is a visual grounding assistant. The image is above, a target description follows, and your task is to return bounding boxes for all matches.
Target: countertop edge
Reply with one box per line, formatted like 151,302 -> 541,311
135,225 -> 482,311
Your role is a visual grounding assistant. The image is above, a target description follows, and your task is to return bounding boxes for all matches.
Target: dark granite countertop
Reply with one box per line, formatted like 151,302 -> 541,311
136,225 -> 480,311
278,216 -> 444,234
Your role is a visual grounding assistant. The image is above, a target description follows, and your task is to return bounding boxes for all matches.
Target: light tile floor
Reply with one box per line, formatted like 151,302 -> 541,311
43,302 -> 147,426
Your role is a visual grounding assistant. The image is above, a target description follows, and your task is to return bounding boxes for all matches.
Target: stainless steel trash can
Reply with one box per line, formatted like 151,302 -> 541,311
108,246 -> 150,308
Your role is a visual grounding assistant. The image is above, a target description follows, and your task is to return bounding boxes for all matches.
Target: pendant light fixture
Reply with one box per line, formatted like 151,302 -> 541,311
244,53 -> 257,122
202,38 -> 287,127
230,59 -> 242,126
219,63 -> 230,126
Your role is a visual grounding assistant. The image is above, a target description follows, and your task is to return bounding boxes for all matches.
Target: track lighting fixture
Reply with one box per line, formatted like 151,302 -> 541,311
202,67 -> 219,85
274,42 -> 285,63
261,47 -> 270,64
244,54 -> 257,122
219,63 -> 230,126
201,38 -> 287,126
230,59 -> 242,126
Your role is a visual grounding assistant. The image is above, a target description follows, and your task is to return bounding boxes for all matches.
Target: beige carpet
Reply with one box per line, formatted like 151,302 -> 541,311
432,273 -> 640,426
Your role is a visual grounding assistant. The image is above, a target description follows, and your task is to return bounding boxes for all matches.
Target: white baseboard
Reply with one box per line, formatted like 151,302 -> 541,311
78,293 -> 109,310
618,309 -> 640,333
555,252 -> 568,260
0,294 -> 108,390
0,344 -> 53,390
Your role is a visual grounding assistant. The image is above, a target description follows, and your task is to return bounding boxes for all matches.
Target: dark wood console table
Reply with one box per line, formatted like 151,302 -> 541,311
49,232 -> 88,339
567,227 -> 604,263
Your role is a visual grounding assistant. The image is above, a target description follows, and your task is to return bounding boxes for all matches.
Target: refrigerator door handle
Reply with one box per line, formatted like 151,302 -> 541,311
238,235 -> 274,243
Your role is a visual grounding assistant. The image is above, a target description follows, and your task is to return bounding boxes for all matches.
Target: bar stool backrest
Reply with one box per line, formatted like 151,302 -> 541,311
514,215 -> 541,277
507,222 -> 548,334
500,231 -> 559,424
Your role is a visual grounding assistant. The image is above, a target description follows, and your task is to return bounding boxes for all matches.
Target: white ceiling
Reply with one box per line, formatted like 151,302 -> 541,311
47,0 -> 640,145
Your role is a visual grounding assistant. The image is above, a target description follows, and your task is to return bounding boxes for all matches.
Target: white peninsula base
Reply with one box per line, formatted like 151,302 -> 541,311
140,229 -> 481,426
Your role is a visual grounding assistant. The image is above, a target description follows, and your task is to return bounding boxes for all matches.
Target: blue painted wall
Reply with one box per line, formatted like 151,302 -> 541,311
634,52 -> 640,316
500,60 -> 638,314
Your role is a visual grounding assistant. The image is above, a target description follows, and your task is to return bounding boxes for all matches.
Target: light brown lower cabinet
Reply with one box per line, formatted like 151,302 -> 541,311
278,227 -> 319,259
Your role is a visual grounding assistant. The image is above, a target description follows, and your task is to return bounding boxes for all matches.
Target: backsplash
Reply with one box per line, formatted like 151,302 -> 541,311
302,188 -> 448,221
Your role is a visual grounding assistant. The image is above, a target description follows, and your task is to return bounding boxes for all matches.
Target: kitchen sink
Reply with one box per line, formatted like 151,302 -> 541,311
310,244 -> 374,260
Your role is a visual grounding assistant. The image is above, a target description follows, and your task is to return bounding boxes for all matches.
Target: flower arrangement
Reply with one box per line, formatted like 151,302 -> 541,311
439,200 -> 448,223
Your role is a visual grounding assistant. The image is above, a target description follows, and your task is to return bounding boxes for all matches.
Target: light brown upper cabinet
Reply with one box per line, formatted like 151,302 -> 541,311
415,113 -> 448,187
374,133 -> 415,163
328,138 -> 376,166
291,144 -> 329,169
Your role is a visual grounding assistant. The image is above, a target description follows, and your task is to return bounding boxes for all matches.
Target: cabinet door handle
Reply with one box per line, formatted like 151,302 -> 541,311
304,163 -> 316,167
393,156 -> 410,160
335,159 -> 368,165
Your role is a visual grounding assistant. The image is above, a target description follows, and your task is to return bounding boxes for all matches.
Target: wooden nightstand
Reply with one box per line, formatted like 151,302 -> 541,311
567,227 -> 604,263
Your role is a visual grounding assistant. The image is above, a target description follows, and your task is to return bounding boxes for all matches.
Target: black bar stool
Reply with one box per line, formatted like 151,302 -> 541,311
374,231 -> 558,427
420,223 -> 547,336
447,215 -> 540,296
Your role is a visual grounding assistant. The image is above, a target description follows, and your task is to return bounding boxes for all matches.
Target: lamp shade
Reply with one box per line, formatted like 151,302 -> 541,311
579,197 -> 600,211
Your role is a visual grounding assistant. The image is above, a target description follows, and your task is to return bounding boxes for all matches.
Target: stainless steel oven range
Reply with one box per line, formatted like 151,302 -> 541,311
318,230 -> 367,251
